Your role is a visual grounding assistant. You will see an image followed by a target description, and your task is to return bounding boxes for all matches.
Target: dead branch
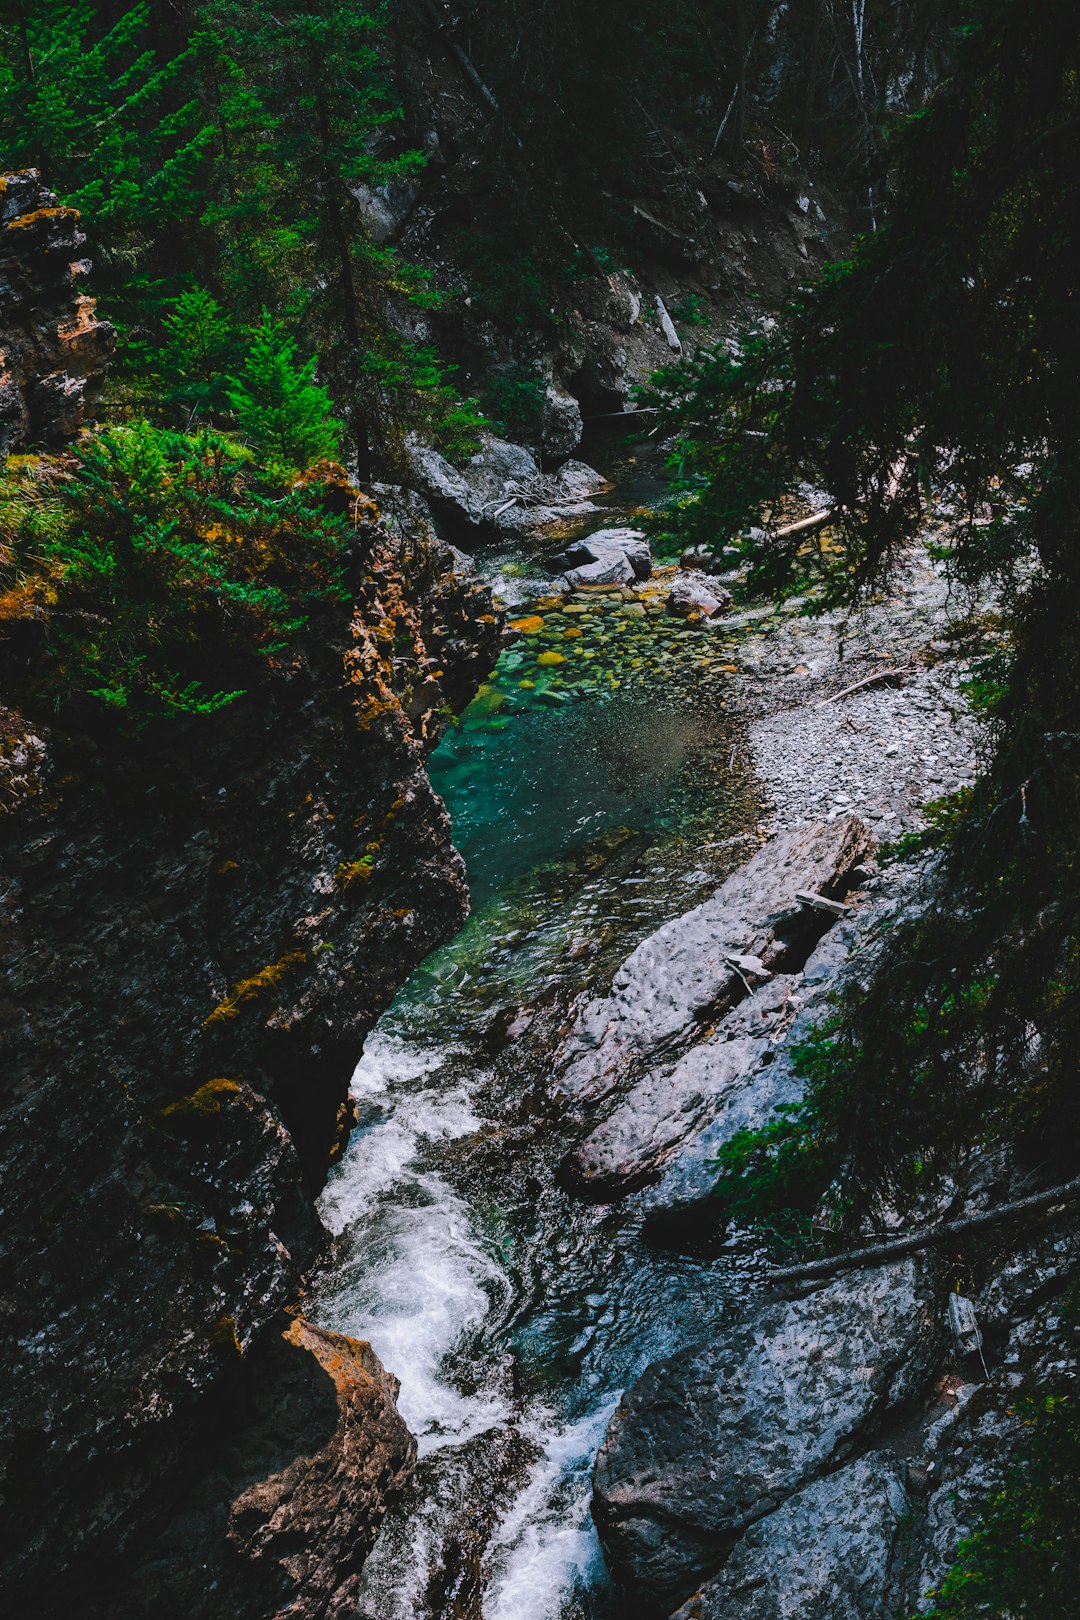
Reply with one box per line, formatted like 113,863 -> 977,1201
813,662 -> 914,708
767,1174 -> 1080,1285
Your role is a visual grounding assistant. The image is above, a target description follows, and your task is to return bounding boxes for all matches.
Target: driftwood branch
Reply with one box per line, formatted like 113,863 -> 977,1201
773,509 -> 833,539
796,889 -> 851,917
767,1175 -> 1080,1285
813,662 -> 914,709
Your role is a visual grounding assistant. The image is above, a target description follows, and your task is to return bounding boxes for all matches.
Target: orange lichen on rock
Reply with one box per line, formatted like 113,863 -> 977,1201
4,206 -> 78,232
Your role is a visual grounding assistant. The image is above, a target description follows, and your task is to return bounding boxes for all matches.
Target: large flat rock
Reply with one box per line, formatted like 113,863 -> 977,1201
592,1260 -> 939,1614
557,817 -> 873,1105
564,977 -> 797,1198
635,918 -> 869,1226
669,1452 -> 912,1620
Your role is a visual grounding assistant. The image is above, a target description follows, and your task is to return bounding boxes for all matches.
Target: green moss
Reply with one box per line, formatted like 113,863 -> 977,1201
207,1314 -> 243,1359
336,853 -> 375,888
158,1077 -> 242,1116
203,950 -> 307,1026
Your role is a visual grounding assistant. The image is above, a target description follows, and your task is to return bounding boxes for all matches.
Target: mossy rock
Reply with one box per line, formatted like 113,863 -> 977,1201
158,1078 -> 243,1120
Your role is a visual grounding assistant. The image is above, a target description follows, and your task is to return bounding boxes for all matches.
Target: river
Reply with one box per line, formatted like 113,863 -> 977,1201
309,444 -> 763,1619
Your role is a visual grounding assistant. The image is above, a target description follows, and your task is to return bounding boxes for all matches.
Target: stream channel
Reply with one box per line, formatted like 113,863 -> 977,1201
310,442 -> 765,1619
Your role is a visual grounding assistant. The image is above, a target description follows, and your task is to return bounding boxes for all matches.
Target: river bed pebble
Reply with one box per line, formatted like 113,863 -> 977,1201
735,552 -> 990,835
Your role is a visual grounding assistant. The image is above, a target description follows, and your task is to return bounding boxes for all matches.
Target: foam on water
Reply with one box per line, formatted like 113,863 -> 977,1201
316,1032 -> 510,1453
483,1400 -> 619,1620
319,1032 -> 477,1224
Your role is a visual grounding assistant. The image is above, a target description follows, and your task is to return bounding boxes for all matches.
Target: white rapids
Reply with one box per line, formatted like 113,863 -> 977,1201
314,1028 -> 620,1619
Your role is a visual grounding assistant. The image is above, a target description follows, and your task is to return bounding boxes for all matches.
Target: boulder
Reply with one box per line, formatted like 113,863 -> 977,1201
681,546 -> 738,574
556,817 -> 874,1105
225,1318 -> 416,1616
564,552 -> 637,588
369,481 -> 439,544
404,443 -> 484,525
403,436 -> 540,529
462,436 -> 541,508
350,177 -> 419,244
539,380 -> 585,459
551,526 -> 652,585
639,916 -> 871,1227
667,572 -> 733,619
551,459 -> 608,502
564,976 -> 796,1199
403,437 -> 608,539
669,1453 -> 912,1620
592,1259 -> 940,1614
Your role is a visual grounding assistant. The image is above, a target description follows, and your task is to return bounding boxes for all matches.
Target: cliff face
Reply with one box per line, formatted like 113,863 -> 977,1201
0,169 -> 114,455
0,520 -> 500,1613
0,336 -> 502,1612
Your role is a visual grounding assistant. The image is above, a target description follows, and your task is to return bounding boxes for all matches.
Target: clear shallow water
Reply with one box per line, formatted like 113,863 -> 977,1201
311,525 -> 762,1619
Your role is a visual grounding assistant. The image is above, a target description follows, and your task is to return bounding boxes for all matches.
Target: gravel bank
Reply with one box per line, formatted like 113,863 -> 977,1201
731,551 -> 987,836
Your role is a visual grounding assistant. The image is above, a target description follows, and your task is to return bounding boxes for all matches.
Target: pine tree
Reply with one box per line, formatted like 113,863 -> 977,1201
227,313 -> 341,474
0,2 -> 212,324
158,288 -> 239,425
672,0 -> 1080,1237
198,0 -> 473,472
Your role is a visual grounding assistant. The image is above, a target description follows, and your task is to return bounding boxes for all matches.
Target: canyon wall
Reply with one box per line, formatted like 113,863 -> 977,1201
0,175 -> 502,1617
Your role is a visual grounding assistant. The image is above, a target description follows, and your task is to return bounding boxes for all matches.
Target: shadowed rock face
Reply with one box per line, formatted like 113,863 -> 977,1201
79,1316 -> 417,1620
592,1260 -> 941,1615
0,520 -> 500,1612
0,169 -> 114,454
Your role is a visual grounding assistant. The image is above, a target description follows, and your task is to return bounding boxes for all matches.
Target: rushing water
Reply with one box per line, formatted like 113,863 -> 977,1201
310,453 -> 763,1619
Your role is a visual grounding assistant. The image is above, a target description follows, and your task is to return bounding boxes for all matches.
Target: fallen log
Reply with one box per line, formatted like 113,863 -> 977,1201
796,889 -> 851,917
767,1174 -> 1080,1284
773,509 -> 833,539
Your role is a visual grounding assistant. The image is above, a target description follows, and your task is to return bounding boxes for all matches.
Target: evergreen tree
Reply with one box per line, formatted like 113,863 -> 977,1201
671,0 -> 1080,1228
199,0 -> 459,471
158,288 -> 239,424
0,1 -> 211,323
227,314 -> 341,474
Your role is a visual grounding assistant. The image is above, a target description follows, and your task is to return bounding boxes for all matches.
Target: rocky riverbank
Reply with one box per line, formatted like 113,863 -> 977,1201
551,548 -> 1079,1619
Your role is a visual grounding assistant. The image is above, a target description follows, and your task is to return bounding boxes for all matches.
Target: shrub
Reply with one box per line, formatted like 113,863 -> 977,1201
920,1359 -> 1080,1618
0,423 -> 356,729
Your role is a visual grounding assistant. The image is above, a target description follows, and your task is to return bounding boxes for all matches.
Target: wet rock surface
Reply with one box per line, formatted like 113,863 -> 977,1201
565,974 -> 799,1199
669,1452 -> 913,1620
557,815 -> 873,1106
593,1259 -> 940,1613
635,898 -> 895,1229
